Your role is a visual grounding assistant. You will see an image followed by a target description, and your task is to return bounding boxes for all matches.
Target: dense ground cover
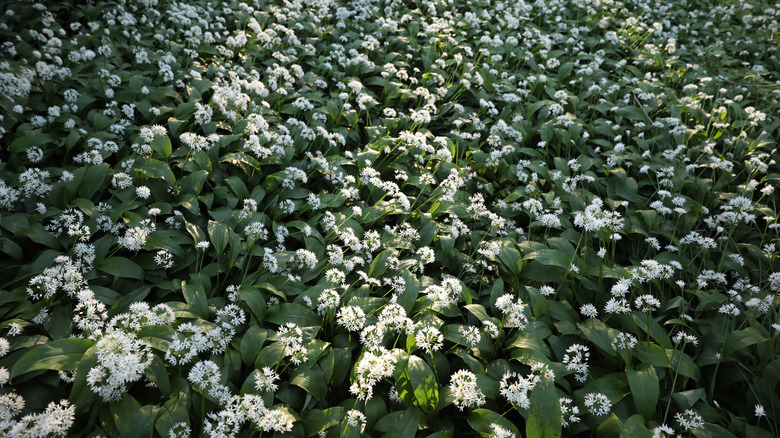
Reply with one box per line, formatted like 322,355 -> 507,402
1,0 -> 779,436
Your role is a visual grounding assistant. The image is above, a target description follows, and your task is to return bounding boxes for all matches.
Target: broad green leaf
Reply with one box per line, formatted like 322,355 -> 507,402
527,249 -> 570,268
369,249 -> 392,278
240,287 -> 266,323
144,356 -> 171,397
19,222 -> 60,249
666,349 -> 700,379
207,220 -> 230,254
291,365 -> 328,400
671,388 -> 704,410
303,407 -> 344,437
722,327 -> 768,357
69,344 -> 99,410
96,257 -> 144,280
374,407 -> 420,436
11,338 -> 93,378
152,134 -> 172,159
138,158 -> 176,185
464,304 -> 491,322
79,163 -> 110,200
9,132 -> 55,154
527,376 -> 562,438
408,355 -> 439,414
265,303 -> 321,327
620,415 -> 653,438
596,413 -> 623,437
240,326 -> 268,365
497,239 -> 523,276
111,394 -> 158,438
696,424 -> 738,438
578,319 -> 616,358
2,237 -> 22,261
634,342 -> 670,368
617,105 -> 650,123
154,392 -> 190,438
181,279 -> 208,317
255,342 -> 286,368
626,363 -> 659,420
467,409 -> 521,437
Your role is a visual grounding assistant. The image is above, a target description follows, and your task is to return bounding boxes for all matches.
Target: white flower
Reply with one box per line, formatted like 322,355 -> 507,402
675,409 -> 704,431
88,331 -> 154,401
0,338 -> 9,357
449,370 -> 486,410
337,305 -> 366,332
584,392 -> 612,416
136,186 -> 151,199
255,367 -> 280,392
415,326 -> 443,354
346,409 -> 366,427
562,344 -> 590,382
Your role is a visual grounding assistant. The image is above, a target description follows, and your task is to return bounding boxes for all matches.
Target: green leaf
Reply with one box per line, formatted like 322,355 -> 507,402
9,132 -> 55,154
527,249 -> 570,268
464,304 -> 491,322
617,105 -> 650,123
527,376 -> 562,438
1,237 -> 22,260
111,394 -> 158,438
608,176 -> 641,203
240,326 -> 268,365
144,356 -> 171,397
626,363 -> 659,420
138,158 -> 176,185
596,413 -> 623,437
291,365 -> 328,400
374,407 -> 420,436
11,338 -> 93,378
255,343 -> 286,368
369,249 -> 392,278
69,344 -> 99,410
79,163 -> 110,200
225,175 -> 250,199
696,424 -> 738,438
634,342 -> 670,367
467,409 -> 521,437
154,392 -> 190,438
497,239 -> 523,277
666,349 -> 700,379
152,134 -> 172,159
207,220 -> 230,254
96,257 -> 145,280
265,303 -> 322,327
19,222 -> 60,249
620,415 -> 653,438
240,287 -> 266,323
181,279 -> 208,317
671,388 -> 704,410
578,319 -> 616,358
722,327 -> 768,357
408,355 -> 439,414
303,407 -> 344,437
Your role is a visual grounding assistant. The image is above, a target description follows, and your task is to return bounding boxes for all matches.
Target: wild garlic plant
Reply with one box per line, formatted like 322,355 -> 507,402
0,0 -> 779,436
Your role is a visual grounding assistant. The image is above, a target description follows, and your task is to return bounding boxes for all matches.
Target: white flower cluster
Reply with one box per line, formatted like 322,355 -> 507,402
349,347 -> 397,401
165,304 -> 244,365
0,396 -> 75,437
87,331 -> 154,402
495,293 -> 529,329
449,369 -> 486,410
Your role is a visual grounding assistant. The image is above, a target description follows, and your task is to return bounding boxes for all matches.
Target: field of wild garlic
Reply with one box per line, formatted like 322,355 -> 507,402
0,0 -> 779,436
